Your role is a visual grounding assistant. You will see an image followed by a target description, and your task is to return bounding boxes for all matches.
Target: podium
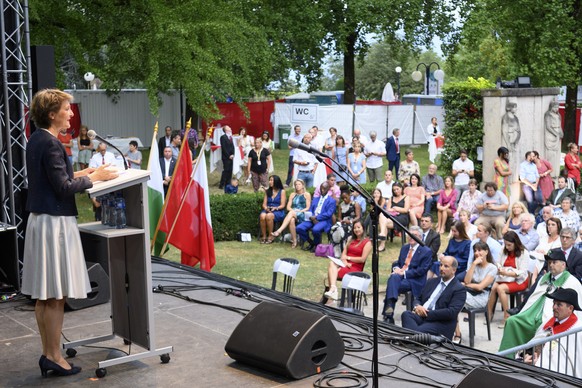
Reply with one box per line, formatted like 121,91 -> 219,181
63,169 -> 173,377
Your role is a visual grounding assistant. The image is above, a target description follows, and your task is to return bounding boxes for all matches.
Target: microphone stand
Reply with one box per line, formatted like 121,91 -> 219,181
313,154 -> 423,388
90,134 -> 129,170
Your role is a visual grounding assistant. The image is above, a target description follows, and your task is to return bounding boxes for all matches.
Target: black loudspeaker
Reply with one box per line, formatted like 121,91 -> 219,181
30,46 -> 56,94
66,262 -> 110,311
225,301 -> 344,379
456,368 -> 542,388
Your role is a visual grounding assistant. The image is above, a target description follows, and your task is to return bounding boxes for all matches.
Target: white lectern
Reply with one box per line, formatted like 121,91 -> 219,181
64,169 -> 173,377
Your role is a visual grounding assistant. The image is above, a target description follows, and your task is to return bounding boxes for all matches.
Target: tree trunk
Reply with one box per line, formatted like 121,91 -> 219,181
343,33 -> 357,105
564,84 -> 578,146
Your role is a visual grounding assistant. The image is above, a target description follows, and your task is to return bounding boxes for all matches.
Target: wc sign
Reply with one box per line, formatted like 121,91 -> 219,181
291,104 -> 318,122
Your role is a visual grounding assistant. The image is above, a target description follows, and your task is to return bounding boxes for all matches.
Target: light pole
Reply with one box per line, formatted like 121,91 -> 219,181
84,72 -> 95,89
411,62 -> 445,95
394,66 -> 402,100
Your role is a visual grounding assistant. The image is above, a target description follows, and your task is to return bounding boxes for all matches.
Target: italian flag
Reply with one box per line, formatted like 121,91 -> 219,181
147,131 -> 166,256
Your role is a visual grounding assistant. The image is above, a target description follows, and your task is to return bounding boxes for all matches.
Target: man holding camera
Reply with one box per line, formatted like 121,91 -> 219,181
452,149 -> 474,205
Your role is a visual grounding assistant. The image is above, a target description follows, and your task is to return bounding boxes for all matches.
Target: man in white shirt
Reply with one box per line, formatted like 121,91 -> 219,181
451,149 -> 474,204
364,131 -> 386,183
89,142 -> 116,168
350,128 -> 369,150
376,170 -> 394,200
286,125 -> 303,186
309,126 -> 325,152
293,133 -> 318,188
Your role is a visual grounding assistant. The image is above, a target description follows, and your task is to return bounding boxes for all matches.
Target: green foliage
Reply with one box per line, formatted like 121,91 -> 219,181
209,192 -> 263,241
440,77 -> 495,181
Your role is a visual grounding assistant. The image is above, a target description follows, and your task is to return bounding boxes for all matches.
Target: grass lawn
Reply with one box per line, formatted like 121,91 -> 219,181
76,142 -> 437,302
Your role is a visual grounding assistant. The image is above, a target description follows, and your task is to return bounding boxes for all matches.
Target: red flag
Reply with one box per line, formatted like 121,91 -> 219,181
159,146 -> 216,270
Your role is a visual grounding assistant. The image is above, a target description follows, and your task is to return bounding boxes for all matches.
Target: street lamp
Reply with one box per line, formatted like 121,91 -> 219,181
394,66 -> 402,100
84,72 -> 95,89
411,62 -> 444,95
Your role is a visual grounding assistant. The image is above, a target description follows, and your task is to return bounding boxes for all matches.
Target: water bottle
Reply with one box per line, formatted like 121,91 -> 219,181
115,197 -> 127,229
100,194 -> 109,225
107,196 -> 116,227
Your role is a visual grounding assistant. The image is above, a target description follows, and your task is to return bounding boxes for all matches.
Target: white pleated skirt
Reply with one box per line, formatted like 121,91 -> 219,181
21,213 -> 91,300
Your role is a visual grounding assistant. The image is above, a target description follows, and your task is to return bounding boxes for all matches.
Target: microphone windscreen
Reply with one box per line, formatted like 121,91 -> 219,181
288,138 -> 300,148
87,129 -> 97,139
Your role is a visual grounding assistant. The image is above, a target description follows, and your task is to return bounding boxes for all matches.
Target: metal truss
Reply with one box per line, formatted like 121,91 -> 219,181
0,0 -> 31,249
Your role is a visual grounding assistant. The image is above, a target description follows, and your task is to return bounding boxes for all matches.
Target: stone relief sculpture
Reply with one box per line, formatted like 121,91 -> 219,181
501,101 -> 521,152
544,101 -> 563,167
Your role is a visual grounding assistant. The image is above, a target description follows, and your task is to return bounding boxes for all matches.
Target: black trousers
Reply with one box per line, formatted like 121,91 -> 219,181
220,158 -> 233,188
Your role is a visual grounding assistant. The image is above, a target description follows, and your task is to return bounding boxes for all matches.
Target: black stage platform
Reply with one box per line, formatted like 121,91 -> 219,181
1,257 -> 580,387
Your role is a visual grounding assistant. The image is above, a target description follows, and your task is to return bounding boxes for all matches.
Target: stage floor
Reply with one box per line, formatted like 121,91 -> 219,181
1,258 -> 580,387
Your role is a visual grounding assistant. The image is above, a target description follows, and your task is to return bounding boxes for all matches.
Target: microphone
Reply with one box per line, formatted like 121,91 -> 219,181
88,129 -> 128,170
288,138 -> 327,158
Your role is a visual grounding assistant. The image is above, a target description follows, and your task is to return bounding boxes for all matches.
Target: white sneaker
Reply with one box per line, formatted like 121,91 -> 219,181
324,288 -> 338,300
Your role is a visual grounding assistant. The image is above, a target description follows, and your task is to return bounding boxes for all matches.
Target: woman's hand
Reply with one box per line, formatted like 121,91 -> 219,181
88,164 -> 118,182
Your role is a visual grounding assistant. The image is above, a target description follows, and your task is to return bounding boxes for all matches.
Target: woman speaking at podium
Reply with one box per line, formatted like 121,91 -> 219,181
22,89 -> 118,377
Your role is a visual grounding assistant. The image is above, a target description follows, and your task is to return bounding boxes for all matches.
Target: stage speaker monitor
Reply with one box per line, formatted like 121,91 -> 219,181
66,262 -> 110,311
225,301 -> 344,380
456,367 -> 543,388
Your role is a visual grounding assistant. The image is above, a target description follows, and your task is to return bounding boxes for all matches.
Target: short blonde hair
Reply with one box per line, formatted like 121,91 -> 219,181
30,89 -> 73,129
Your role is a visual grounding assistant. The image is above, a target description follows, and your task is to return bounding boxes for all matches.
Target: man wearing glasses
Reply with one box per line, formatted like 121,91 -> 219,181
559,228 -> 582,283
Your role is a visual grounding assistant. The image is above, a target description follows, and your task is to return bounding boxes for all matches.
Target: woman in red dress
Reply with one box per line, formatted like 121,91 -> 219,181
533,150 -> 554,201
324,220 -> 372,300
564,142 -> 581,189
486,231 -> 530,328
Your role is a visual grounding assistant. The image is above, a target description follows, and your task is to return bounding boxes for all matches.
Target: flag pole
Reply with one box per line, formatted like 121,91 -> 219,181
159,125 -> 213,254
151,118 -> 191,254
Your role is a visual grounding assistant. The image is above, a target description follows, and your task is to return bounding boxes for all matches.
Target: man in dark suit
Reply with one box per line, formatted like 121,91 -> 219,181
562,227 -> 582,283
158,125 -> 172,158
219,125 -> 235,189
385,128 -> 401,177
297,182 -> 337,252
420,214 -> 441,262
546,176 -> 577,213
382,226 -> 432,324
401,256 -> 466,340
159,146 -> 176,196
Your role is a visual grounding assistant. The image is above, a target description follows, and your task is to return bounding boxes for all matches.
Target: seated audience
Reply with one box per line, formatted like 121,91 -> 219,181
546,176 -> 576,217
558,196 -> 580,232
259,175 -> 287,244
401,256 -> 466,340
452,242 -> 498,344
329,189 -> 362,256
523,288 -> 582,377
466,224 -> 503,269
561,228 -> 582,283
530,217 -> 562,281
475,182 -> 509,239
487,231 -> 530,328
297,181 -> 336,252
502,201 -> 528,235
454,178 -> 481,222
436,221 -> 471,277
420,214 -> 441,263
382,226 -> 432,324
271,179 -> 311,248
376,170 -> 394,200
398,149 -> 420,186
324,220 -> 372,301
379,182 -> 409,239
313,173 -> 341,199
405,173 -> 425,227
536,206 -> 553,239
364,189 -> 386,237
499,250 -> 582,354
422,163 -> 444,215
224,177 -> 239,194
517,213 -> 540,252
458,209 -> 478,240
435,176 -> 458,234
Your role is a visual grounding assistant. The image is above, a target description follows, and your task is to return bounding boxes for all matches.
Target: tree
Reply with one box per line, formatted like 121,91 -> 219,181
28,0 -> 278,119
453,0 -> 582,143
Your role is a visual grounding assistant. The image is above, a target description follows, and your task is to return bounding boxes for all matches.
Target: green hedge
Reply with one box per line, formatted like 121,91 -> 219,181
210,182 -> 379,241
441,77 -> 495,183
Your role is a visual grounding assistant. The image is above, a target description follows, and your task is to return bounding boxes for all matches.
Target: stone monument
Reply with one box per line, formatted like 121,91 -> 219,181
482,87 -> 561,204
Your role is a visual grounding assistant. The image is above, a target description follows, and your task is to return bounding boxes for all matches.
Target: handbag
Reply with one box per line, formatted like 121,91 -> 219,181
314,243 -> 334,258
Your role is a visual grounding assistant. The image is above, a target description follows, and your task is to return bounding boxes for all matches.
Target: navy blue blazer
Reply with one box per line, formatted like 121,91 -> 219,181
385,135 -> 400,162
392,244 -> 432,296
220,134 -> 235,162
567,247 -> 582,283
413,277 -> 466,339
26,129 -> 92,216
159,157 -> 176,177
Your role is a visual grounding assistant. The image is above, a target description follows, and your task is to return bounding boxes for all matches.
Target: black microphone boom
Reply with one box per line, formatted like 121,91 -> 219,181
288,138 -> 327,158
87,130 -> 128,170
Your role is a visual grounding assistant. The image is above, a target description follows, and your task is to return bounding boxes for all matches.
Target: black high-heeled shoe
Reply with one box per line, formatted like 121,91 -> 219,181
40,357 -> 82,377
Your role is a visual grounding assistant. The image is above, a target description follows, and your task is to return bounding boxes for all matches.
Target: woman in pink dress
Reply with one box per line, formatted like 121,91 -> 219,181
436,176 -> 458,234
532,150 -> 554,201
404,173 -> 425,226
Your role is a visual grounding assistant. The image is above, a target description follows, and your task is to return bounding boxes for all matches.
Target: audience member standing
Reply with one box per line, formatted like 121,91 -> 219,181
323,127 -> 337,158
520,151 -> 544,214
293,134 -> 318,188
247,137 -> 270,192
219,125 -> 235,190
385,128 -> 401,177
451,149 -> 474,203
364,131 -> 386,183
286,125 -> 303,186
309,126 -> 325,152
159,146 -> 176,196
125,140 -> 142,169
427,117 -> 442,163
158,125 -> 172,158
533,150 -> 554,202
333,135 -> 349,182
57,129 -> 73,166
76,125 -> 93,170
169,130 -> 182,159
493,146 -> 511,198
347,143 -> 366,184
422,163 -> 444,215
565,142 -> 581,189
180,126 -> 199,159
